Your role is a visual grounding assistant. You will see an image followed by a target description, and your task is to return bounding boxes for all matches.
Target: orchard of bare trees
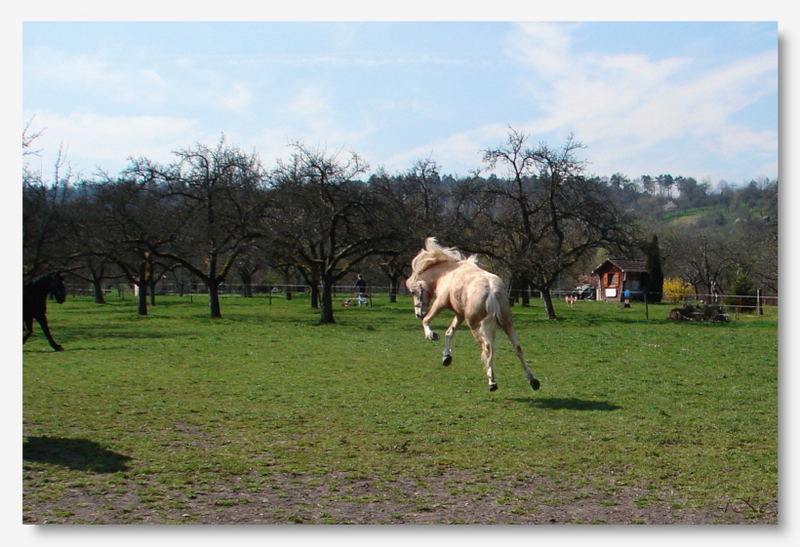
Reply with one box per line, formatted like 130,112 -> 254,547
23,127 -> 778,323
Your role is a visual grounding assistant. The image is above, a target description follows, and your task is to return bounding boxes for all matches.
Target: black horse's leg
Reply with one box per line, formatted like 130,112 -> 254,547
36,315 -> 64,351
23,317 -> 33,344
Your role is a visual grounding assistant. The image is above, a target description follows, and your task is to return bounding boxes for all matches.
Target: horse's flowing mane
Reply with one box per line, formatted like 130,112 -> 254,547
411,237 -> 477,275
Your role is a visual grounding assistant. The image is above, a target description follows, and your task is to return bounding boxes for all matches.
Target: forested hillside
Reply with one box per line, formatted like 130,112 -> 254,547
599,173 -> 777,296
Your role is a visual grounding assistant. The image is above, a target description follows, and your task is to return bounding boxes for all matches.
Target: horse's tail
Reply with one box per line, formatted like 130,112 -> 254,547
484,286 -> 508,322
482,290 -> 508,337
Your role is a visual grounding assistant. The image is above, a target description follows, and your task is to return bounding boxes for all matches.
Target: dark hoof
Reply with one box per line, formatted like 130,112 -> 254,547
489,383 -> 498,391
430,333 -> 439,341
442,355 -> 452,367
530,378 -> 541,390
53,345 -> 65,352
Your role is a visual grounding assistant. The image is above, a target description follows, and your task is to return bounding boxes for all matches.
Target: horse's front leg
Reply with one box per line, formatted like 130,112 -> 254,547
37,316 -> 64,351
23,317 -> 33,344
442,314 -> 461,366
421,300 -> 448,341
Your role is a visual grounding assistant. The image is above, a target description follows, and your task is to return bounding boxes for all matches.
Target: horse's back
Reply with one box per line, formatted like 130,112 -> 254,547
444,261 -> 508,320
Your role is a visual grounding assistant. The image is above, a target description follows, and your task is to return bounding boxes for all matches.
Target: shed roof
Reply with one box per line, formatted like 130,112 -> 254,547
592,258 -> 647,275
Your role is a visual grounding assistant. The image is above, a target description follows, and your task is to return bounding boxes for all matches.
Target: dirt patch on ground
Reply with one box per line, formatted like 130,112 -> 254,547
24,468 -> 777,525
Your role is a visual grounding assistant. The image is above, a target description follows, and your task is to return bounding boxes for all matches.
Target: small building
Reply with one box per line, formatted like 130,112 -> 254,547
592,258 -> 648,302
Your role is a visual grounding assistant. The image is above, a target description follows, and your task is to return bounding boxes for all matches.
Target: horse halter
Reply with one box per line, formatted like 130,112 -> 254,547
51,273 -> 67,304
413,282 -> 430,317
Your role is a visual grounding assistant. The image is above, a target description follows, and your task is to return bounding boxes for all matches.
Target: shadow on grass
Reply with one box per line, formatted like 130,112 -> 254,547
23,436 -> 132,472
510,397 -> 622,411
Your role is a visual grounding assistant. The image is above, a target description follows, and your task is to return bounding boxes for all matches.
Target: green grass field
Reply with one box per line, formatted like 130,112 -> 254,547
22,294 -> 778,524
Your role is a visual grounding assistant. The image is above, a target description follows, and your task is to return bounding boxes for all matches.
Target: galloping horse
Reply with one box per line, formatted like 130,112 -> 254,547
406,238 -> 540,392
24,272 -> 67,351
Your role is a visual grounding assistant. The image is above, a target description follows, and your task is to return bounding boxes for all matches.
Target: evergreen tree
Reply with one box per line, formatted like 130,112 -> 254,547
643,234 -> 664,303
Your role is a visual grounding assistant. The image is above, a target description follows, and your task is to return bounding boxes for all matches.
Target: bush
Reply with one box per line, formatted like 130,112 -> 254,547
663,277 -> 693,303
726,273 -> 756,310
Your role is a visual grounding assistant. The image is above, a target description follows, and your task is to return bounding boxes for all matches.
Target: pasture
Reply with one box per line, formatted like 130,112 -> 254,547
22,294 -> 777,524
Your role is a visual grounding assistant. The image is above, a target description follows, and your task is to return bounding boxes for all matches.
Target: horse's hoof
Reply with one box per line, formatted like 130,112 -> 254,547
428,333 -> 439,341
442,355 -> 452,366
530,378 -> 541,390
489,383 -> 498,391
53,345 -> 64,352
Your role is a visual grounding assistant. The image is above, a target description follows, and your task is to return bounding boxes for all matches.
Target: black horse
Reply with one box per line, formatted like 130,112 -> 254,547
23,272 -> 67,351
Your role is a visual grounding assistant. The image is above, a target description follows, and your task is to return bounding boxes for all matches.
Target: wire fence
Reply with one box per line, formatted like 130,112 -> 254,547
67,283 -> 402,299
65,282 -> 777,318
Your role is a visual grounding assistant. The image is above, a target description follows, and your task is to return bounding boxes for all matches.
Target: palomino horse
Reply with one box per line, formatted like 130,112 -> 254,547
24,272 -> 67,351
406,238 -> 541,392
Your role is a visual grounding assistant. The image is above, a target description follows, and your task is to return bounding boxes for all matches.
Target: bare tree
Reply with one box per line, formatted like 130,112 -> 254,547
268,143 -> 394,324
475,128 -> 634,318
23,145 -> 75,279
367,159 -> 454,301
124,137 -> 269,318
86,176 -> 178,315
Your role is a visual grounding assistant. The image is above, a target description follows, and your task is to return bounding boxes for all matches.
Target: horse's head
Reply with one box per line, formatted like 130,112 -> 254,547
406,276 -> 432,320
51,272 -> 66,304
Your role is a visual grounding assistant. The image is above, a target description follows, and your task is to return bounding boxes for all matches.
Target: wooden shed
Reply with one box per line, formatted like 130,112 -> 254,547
592,258 -> 648,302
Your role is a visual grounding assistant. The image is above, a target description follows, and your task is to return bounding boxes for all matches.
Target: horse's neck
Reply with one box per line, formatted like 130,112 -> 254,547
420,261 -> 461,291
28,275 -> 54,294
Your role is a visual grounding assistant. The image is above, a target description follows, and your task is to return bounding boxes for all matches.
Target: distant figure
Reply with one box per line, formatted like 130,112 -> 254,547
565,294 -> 577,307
710,280 -> 721,304
353,274 -> 368,306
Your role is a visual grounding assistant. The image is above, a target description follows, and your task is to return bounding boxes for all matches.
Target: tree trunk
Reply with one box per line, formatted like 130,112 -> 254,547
137,284 -> 148,315
388,274 -> 399,303
239,271 -> 253,297
319,273 -> 335,324
137,262 -> 148,315
310,283 -> 320,309
509,276 -> 518,307
147,260 -> 157,306
541,287 -> 557,319
91,278 -> 105,304
208,280 -> 223,318
509,275 -> 530,307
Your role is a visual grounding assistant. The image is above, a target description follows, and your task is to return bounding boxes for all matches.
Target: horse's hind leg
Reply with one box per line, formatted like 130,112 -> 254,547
504,325 -> 540,391
37,316 -> 64,351
481,339 -> 497,391
442,315 -> 461,366
475,320 -> 498,391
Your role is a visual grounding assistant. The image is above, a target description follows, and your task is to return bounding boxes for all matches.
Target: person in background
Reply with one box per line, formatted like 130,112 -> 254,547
353,274 -> 368,305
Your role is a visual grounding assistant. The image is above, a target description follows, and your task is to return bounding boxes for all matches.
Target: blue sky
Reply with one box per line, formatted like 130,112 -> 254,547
22,19 -> 778,186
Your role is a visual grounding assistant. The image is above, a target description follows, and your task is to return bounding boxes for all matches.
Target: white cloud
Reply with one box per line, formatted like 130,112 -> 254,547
220,82 -> 253,111
382,24 -> 776,182
277,86 -> 378,160
286,86 -> 330,117
24,111 -> 201,175
27,47 -> 168,106
383,123 -> 510,176
27,45 -> 257,114
504,24 -> 777,180
506,22 -> 579,78
717,125 -> 776,157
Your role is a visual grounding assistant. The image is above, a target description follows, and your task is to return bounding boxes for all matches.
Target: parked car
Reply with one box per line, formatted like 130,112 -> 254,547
575,284 -> 596,300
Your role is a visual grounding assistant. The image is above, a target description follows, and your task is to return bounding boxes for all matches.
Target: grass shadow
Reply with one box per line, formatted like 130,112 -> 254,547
23,436 -> 132,472
510,397 -> 622,411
